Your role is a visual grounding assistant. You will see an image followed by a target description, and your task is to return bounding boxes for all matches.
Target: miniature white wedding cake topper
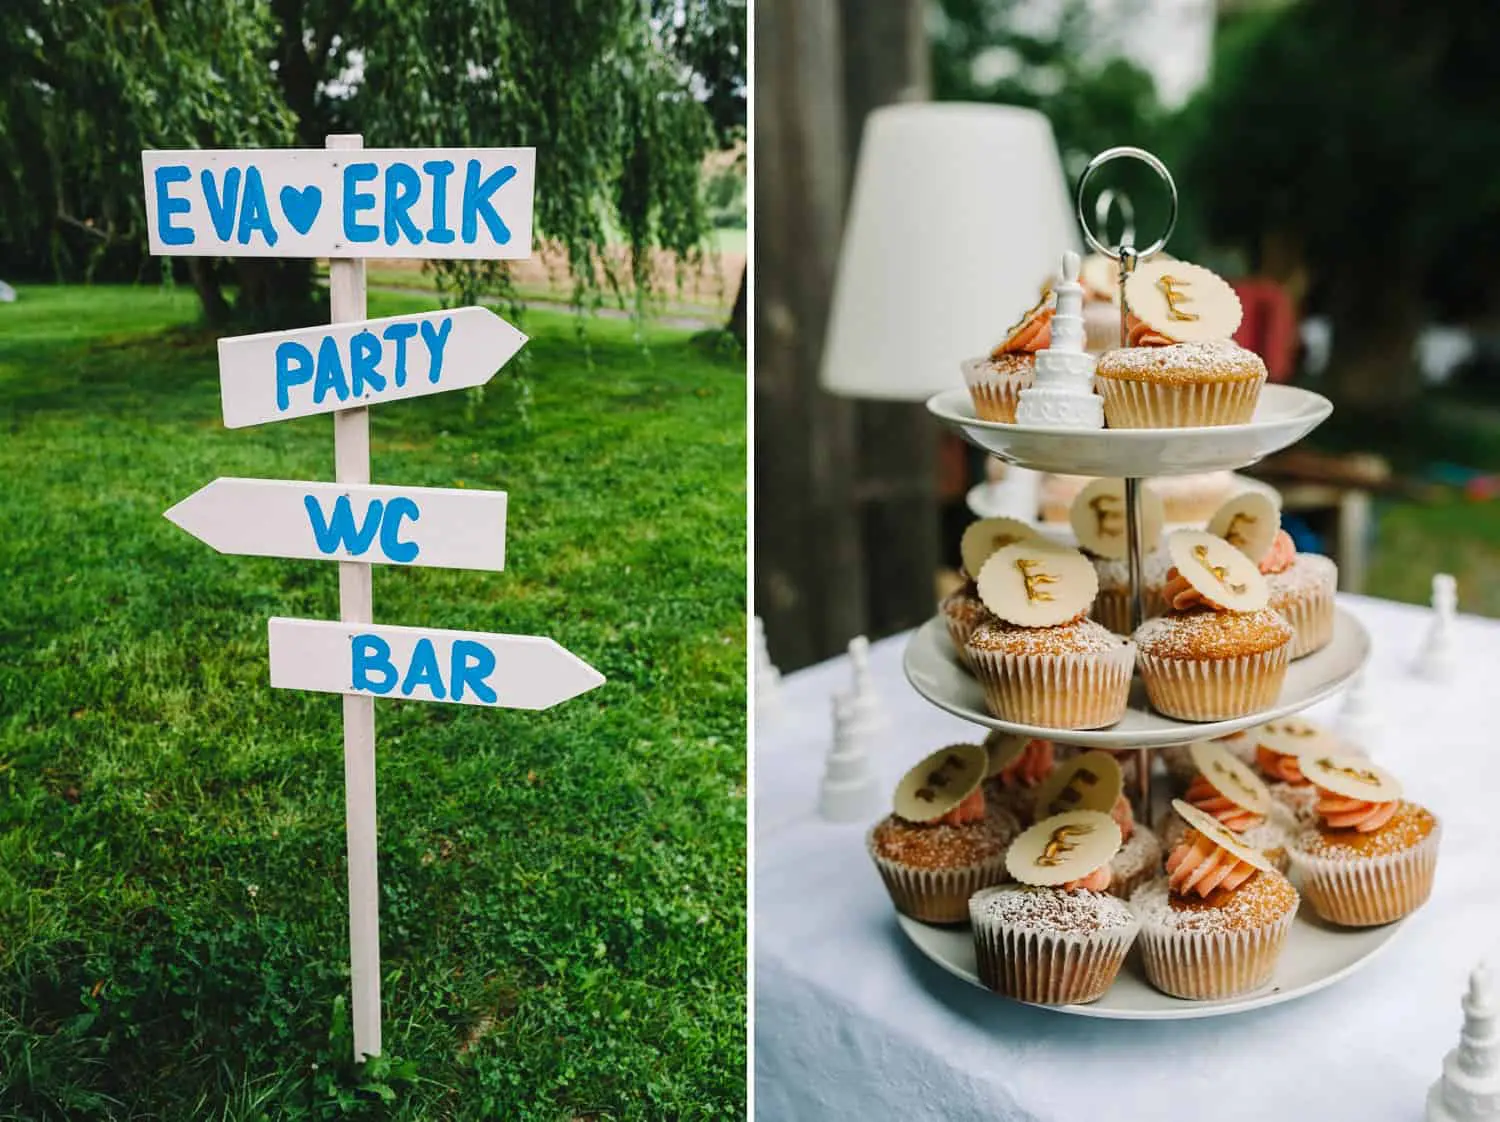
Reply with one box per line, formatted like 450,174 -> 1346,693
1427,960 -> 1500,1121
1015,250 -> 1106,429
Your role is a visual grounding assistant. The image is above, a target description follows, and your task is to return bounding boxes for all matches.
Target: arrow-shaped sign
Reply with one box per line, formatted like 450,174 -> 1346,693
268,618 -> 605,710
217,306 -> 525,428
165,478 -> 507,570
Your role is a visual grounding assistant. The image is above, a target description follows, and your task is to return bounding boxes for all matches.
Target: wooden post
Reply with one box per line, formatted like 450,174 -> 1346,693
327,132 -> 380,1061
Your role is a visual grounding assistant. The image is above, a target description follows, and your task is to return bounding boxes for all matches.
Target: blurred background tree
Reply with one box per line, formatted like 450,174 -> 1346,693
0,0 -> 736,330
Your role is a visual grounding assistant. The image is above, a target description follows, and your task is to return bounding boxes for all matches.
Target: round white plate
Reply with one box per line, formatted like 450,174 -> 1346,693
928,384 -> 1333,477
897,907 -> 1406,1020
903,609 -> 1370,748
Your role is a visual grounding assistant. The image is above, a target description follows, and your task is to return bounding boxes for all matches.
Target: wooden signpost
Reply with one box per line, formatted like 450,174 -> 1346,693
145,136 -> 603,1061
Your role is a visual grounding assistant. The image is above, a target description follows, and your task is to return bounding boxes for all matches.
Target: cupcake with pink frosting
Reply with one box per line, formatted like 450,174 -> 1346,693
981,731 -> 1055,824
960,295 -> 1052,422
1286,756 -> 1440,927
1246,717 -> 1347,823
1130,800 -> 1299,1000
969,809 -> 1139,1005
1260,530 -> 1337,659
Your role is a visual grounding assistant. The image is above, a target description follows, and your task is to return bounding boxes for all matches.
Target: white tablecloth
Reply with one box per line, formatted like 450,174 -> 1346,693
754,595 -> 1500,1122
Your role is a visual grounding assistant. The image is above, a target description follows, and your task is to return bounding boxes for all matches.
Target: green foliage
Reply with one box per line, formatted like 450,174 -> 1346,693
0,1 -> 740,329
0,286 -> 747,1119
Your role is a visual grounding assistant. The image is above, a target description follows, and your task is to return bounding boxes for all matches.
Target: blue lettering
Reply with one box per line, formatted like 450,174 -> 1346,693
401,638 -> 446,699
313,335 -> 350,405
349,330 -> 384,397
274,341 -> 315,411
419,317 -> 453,384
342,162 -> 379,243
383,162 -> 423,246
380,497 -> 420,563
460,160 -> 516,244
201,168 -> 241,242
235,167 -> 278,247
154,165 -> 194,246
351,634 -> 397,694
451,640 -> 497,703
423,159 -> 456,244
304,494 -> 384,556
381,322 -> 419,388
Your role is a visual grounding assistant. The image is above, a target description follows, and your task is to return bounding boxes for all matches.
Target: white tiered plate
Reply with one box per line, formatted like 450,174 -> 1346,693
903,610 -> 1370,749
928,384 -> 1332,477
897,908 -> 1406,1020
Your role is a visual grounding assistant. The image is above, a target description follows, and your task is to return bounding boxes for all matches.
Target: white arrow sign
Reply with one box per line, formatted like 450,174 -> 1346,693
142,147 -> 536,259
165,478 -> 507,570
217,306 -> 525,428
268,618 -> 605,710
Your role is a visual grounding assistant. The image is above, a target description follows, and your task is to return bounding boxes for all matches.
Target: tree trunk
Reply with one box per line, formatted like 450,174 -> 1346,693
728,264 -> 747,347
839,0 -> 939,639
232,258 -> 323,330
1322,263 -> 1425,413
189,259 -> 232,327
754,0 -> 865,671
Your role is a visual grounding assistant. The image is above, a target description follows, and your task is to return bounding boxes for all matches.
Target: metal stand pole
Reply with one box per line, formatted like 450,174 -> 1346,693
328,133 -> 381,1061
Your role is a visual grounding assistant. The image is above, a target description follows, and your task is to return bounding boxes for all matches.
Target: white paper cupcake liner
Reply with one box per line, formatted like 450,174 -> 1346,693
1273,581 -> 1336,660
1096,371 -> 1265,429
1136,903 -> 1295,1000
961,357 -> 1033,423
945,614 -> 980,670
866,831 -> 1011,925
1137,642 -> 1290,721
1288,823 -> 1441,927
972,909 -> 1139,1005
965,640 -> 1135,730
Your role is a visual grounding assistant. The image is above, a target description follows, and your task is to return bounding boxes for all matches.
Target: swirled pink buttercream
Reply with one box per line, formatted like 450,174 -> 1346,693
1165,830 -> 1257,897
1258,530 -> 1296,575
1315,791 -> 1398,833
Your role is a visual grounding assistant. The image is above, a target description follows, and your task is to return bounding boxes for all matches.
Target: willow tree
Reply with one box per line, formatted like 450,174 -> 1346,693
0,0 -> 723,329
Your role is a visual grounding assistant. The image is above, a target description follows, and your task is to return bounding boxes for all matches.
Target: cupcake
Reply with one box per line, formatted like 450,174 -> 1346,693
1181,738 -> 1274,833
1094,261 -> 1266,428
1286,756 -> 1440,927
1069,478 -> 1169,634
965,540 -> 1135,730
1134,530 -> 1293,720
960,293 -> 1051,422
981,731 -> 1054,824
1131,800 -> 1299,1000
1208,492 -> 1337,659
970,809 -> 1139,1005
1246,716 -> 1347,823
868,744 -> 1021,924
941,517 -> 1043,666
1027,749 -> 1159,899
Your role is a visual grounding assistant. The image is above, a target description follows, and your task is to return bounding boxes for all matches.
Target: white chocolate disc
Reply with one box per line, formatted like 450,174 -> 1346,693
983,730 -> 1033,778
1123,259 -> 1243,343
1208,492 -> 1282,564
1189,739 -> 1272,816
1171,799 -> 1274,873
1299,755 -> 1403,803
1005,810 -> 1122,887
1069,478 -> 1165,561
1167,530 -> 1269,611
1253,716 -> 1338,759
976,541 -> 1099,628
959,517 -> 1043,580
1033,750 -> 1123,817
1081,254 -> 1121,301
892,744 -> 988,823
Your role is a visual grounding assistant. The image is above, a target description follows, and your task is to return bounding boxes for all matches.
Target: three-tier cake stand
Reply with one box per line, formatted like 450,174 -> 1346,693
898,147 -> 1402,1019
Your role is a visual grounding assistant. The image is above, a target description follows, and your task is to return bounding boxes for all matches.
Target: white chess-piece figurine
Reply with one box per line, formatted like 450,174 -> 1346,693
1416,573 -> 1458,680
1426,961 -> 1500,1121
1337,668 -> 1378,757
847,635 -> 887,734
819,693 -> 884,822
754,616 -> 782,718
1014,250 -> 1105,429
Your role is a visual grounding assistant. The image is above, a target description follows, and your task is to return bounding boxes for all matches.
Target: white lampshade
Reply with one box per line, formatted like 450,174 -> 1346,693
820,103 -> 1079,400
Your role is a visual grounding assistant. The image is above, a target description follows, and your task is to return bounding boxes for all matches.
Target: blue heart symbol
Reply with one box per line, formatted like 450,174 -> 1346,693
279,185 -> 323,235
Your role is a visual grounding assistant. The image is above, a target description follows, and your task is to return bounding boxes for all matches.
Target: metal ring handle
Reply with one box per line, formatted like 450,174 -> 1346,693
1093,188 -> 1135,251
1075,146 -> 1177,261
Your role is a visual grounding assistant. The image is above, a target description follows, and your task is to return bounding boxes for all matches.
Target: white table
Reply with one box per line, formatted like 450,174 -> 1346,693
754,595 -> 1500,1122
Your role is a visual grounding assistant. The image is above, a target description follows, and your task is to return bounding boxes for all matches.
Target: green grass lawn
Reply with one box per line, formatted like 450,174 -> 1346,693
0,286 -> 747,1119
